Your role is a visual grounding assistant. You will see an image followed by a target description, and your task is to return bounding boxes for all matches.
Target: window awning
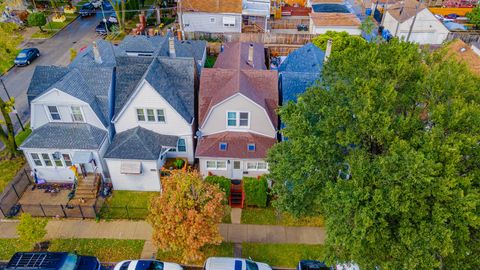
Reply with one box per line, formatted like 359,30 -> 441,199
120,161 -> 142,174
223,16 -> 236,25
72,152 -> 93,164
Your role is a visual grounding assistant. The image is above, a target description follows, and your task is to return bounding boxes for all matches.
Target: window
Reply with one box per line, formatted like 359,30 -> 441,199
31,153 -> 42,166
219,142 -> 227,151
246,260 -> 259,270
52,153 -> 63,167
233,161 -> 241,169
206,160 -> 227,170
177,138 -> 186,152
246,162 -> 268,171
156,109 -> 165,123
248,143 -> 256,151
137,109 -> 145,121
210,17 -> 215,23
257,162 -> 268,170
239,112 -> 249,126
48,106 -> 61,121
146,109 -> 155,122
71,106 -> 84,122
42,153 -> 53,167
227,112 -> 237,126
62,154 -> 72,167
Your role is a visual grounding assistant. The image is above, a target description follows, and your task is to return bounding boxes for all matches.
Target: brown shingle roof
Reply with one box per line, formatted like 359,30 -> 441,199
195,131 -> 276,159
446,39 -> 480,76
387,0 -> 427,23
214,42 -> 267,70
309,13 -> 361,27
181,0 -> 242,14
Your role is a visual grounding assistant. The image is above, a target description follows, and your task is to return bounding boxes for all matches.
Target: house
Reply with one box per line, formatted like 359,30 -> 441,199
196,42 -> 278,179
180,0 -> 243,33
242,0 -> 271,31
309,12 -> 361,35
382,0 -> 449,44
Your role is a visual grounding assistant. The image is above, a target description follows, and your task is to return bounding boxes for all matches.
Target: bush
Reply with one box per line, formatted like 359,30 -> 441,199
27,12 -> 47,31
243,176 -> 268,207
205,175 -> 230,198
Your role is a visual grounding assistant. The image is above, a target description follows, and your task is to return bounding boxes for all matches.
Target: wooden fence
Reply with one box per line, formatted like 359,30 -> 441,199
447,31 -> 480,43
269,18 -> 310,30
186,32 -> 315,46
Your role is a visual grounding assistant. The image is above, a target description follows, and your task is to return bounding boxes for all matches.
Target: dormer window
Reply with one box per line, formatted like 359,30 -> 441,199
71,106 -> 84,122
219,142 -> 227,151
248,144 -> 255,151
47,106 -> 61,121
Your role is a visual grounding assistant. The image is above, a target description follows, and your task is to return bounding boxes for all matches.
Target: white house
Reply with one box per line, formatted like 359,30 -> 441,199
309,12 -> 361,35
383,1 -> 449,44
180,0 -> 243,33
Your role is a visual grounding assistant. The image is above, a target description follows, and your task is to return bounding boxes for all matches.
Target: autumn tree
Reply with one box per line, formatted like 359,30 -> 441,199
267,39 -> 480,269
148,170 -> 225,264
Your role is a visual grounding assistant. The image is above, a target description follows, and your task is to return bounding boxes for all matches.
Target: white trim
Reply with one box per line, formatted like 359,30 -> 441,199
135,107 -> 167,124
226,111 -> 251,129
199,128 -> 275,138
70,106 -> 86,123
45,105 -> 62,122
206,160 -> 227,170
245,161 -> 269,171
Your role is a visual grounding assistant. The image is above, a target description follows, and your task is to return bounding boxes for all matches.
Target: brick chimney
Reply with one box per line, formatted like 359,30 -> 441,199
169,37 -> 176,58
93,41 -> 103,64
324,39 -> 332,62
247,43 -> 254,66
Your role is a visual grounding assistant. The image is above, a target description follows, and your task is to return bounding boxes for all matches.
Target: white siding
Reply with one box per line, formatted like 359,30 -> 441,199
200,94 -> 276,138
114,81 -> 195,163
309,22 -> 362,35
30,89 -> 105,130
198,158 -> 268,179
182,13 -> 242,33
105,159 -> 162,191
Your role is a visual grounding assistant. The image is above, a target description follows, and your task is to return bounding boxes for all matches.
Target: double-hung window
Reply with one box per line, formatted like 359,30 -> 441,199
62,154 -> 72,167
206,160 -> 227,170
177,138 -> 186,152
48,106 -> 61,121
42,153 -> 53,167
246,162 -> 268,171
137,108 -> 166,123
227,111 -> 249,128
146,109 -> 155,122
227,112 -> 237,127
71,106 -> 84,122
157,109 -> 166,123
136,109 -> 146,121
53,153 -> 63,167
239,112 -> 249,127
31,153 -> 42,166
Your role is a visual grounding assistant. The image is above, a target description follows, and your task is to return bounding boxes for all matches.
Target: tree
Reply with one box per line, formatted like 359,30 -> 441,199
267,39 -> 480,269
148,170 -> 225,264
311,31 -> 365,53
0,21 -> 23,73
0,96 -> 21,157
360,16 -> 376,36
27,12 -> 47,32
466,7 -> 480,28
17,213 -> 48,250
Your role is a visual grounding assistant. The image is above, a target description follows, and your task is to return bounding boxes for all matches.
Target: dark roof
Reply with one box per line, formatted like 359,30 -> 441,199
280,72 -> 320,104
20,123 -> 107,150
70,39 -> 120,68
144,57 -> 196,123
195,131 -> 276,159
278,43 -> 325,73
214,42 -> 266,70
104,126 -> 178,160
27,66 -> 70,103
118,35 -> 166,54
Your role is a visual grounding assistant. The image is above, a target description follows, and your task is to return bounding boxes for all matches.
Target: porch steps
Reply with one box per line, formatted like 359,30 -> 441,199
230,182 -> 244,208
72,174 -> 100,200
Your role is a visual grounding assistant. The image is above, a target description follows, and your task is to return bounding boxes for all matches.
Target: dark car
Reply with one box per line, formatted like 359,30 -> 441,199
297,260 -> 333,270
79,3 -> 95,17
6,252 -> 101,270
95,20 -> 115,34
445,13 -> 459,19
14,48 -> 40,66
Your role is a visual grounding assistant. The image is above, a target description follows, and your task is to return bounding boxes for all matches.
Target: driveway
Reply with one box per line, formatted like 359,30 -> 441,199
0,7 -> 113,131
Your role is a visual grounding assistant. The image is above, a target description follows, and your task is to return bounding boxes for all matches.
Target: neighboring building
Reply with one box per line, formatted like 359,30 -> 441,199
383,0 -> 449,44
309,12 -> 361,35
180,0 -> 243,33
196,42 -> 278,179
445,39 -> 480,76
242,0 -> 271,31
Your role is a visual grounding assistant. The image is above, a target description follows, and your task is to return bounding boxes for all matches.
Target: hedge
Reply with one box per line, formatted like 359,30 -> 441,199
243,176 -> 268,207
205,175 -> 231,198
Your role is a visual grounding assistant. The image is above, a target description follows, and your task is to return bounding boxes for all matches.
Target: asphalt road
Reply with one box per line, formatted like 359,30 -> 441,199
0,8 -> 113,131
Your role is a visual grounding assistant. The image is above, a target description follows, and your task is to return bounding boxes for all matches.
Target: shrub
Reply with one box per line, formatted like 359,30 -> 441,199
243,176 -> 268,207
27,12 -> 47,31
205,175 -> 230,198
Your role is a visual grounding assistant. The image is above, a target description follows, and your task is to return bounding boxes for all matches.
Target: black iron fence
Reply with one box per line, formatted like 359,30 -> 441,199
0,202 -> 102,219
0,168 -> 32,218
97,204 -> 149,220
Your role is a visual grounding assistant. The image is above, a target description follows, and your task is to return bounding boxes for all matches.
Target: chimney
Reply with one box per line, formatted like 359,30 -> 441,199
93,41 -> 103,64
168,37 -> 176,58
247,43 -> 254,65
324,39 -> 332,62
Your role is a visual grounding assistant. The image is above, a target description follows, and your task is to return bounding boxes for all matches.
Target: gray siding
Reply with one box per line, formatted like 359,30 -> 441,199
182,13 -> 242,33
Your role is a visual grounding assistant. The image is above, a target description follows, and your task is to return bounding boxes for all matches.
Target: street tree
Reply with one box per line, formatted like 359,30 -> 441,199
267,39 -> 480,269
0,96 -> 21,157
0,21 -> 22,73
311,31 -> 365,53
148,170 -> 225,264
27,12 -> 47,32
17,213 -> 48,250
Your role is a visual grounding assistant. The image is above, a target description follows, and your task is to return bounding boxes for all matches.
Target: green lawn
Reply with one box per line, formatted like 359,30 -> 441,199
241,207 -> 324,227
242,243 -> 325,268
31,14 -> 77,39
157,242 -> 234,264
99,191 -> 158,219
48,238 -> 144,261
0,155 -> 26,194
15,125 -> 32,146
0,238 -> 33,260
204,55 -> 217,68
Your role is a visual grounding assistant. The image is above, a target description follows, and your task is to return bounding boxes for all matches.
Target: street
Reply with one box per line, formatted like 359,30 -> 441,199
1,7 -> 113,131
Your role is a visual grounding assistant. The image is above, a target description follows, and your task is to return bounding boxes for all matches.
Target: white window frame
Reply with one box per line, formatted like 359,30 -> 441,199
70,106 -> 85,122
30,153 -> 43,167
156,109 -> 166,123
206,160 -> 227,170
32,152 -> 73,168
177,138 -> 187,152
136,108 -> 146,122
62,153 -> 72,167
41,153 -> 53,167
226,111 -> 250,129
246,162 -> 268,171
146,108 -> 156,122
210,17 -> 216,23
136,108 -> 167,123
46,105 -> 62,122
247,143 -> 256,152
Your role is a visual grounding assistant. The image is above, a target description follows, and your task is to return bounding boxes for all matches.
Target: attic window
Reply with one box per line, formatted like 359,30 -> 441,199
219,142 -> 228,151
248,144 -> 256,152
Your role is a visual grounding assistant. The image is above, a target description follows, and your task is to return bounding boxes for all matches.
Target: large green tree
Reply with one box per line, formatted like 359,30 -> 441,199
267,39 -> 480,269
0,2 -> 23,74
311,31 -> 365,53
467,7 -> 480,28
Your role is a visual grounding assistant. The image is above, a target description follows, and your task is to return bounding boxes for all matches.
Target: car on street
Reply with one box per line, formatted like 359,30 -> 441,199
90,0 -> 103,8
14,48 -> 40,66
95,20 -> 116,34
6,252 -> 101,270
79,3 -> 96,17
113,260 -> 183,270
204,257 -> 272,270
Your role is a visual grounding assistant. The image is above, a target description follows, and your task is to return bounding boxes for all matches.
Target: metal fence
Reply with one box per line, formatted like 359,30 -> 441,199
0,167 -> 32,218
97,204 -> 149,220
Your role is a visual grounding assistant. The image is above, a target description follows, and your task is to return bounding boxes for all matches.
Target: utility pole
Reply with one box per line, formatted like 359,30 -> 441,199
406,0 -> 422,42
0,79 -> 25,131
100,3 -> 109,35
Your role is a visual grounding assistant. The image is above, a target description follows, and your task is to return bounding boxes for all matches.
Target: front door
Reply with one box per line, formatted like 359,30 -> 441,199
232,160 -> 243,179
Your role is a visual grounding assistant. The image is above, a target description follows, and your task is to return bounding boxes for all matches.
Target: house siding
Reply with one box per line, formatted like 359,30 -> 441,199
309,22 -> 362,35
198,157 -> 268,179
201,94 -> 276,138
105,159 -> 161,191
182,12 -> 242,33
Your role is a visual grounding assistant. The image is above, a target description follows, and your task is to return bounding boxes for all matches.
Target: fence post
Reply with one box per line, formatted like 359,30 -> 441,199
39,203 -> 47,217
60,204 -> 67,218
79,205 -> 85,219
0,205 -> 5,217
24,169 -> 32,183
11,184 -> 19,199
125,205 -> 129,219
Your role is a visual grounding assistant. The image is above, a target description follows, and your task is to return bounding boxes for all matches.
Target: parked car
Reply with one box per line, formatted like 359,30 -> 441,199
114,260 -> 183,270
14,48 -> 40,66
445,13 -> 459,19
297,260 -> 333,270
90,0 -> 103,8
204,257 -> 272,270
108,14 -> 118,23
95,20 -> 115,34
6,252 -> 101,270
79,3 -> 95,17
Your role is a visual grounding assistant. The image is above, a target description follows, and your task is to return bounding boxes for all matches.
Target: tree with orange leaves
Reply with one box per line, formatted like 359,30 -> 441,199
148,170 -> 225,263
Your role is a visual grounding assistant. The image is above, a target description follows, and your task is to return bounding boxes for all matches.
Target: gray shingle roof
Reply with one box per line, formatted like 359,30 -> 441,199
280,72 -> 319,104
70,39 -> 120,68
27,66 -> 70,103
144,57 -> 196,123
104,126 -> 178,160
20,123 -> 107,150
118,35 -> 166,54
278,43 -> 325,73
